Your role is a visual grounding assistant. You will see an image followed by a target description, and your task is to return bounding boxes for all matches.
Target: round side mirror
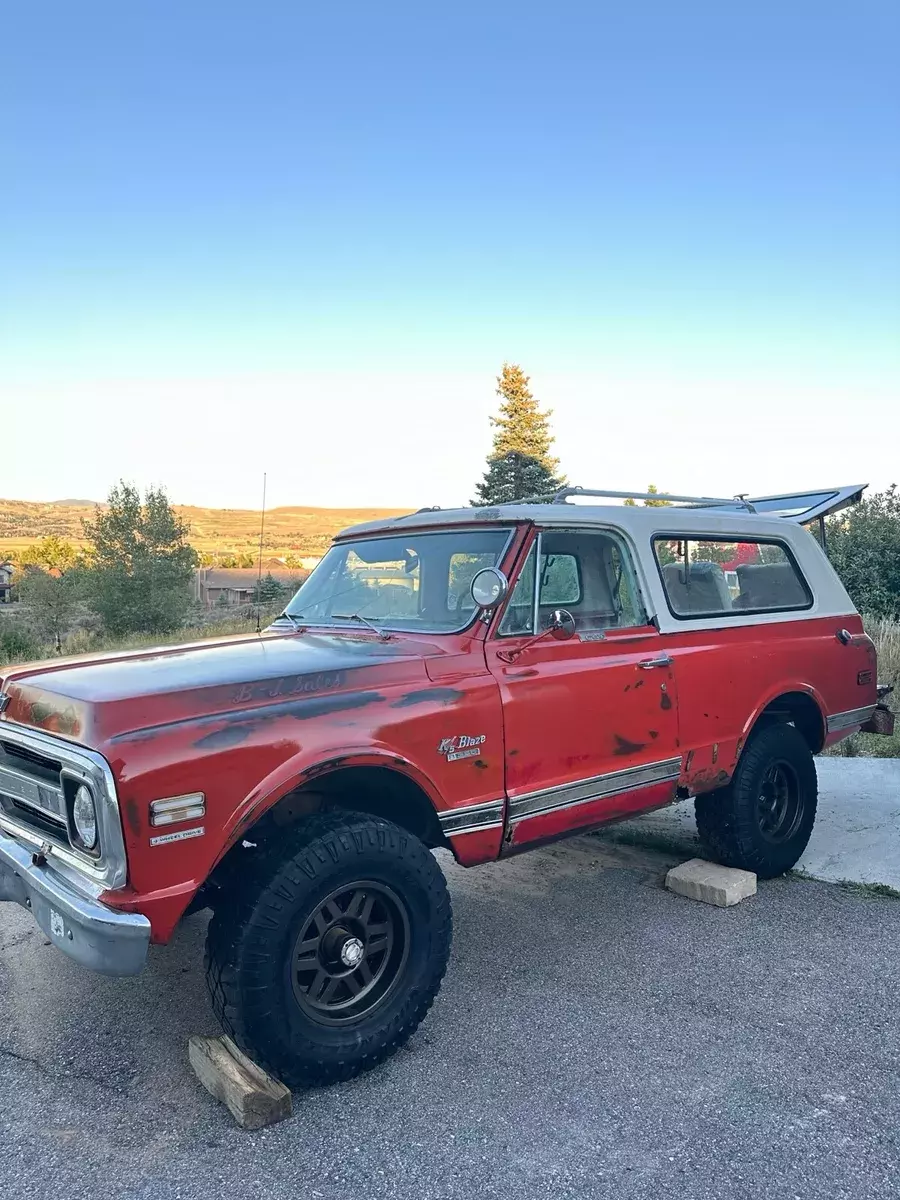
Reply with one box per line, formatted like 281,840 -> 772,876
470,567 -> 509,610
547,608 -> 577,640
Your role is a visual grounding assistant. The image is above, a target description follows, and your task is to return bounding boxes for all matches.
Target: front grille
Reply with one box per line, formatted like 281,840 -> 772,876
0,738 -> 69,841
1,739 -> 62,785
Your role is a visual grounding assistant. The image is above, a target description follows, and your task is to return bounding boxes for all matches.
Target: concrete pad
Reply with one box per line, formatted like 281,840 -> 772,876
598,757 -> 900,890
665,858 -> 757,906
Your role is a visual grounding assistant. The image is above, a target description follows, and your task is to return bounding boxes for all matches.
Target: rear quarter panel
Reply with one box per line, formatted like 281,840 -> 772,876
634,520 -> 872,791
664,615 -> 873,790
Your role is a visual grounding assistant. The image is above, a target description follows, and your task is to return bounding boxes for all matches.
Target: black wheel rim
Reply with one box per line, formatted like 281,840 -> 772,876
756,760 -> 804,844
290,881 -> 411,1026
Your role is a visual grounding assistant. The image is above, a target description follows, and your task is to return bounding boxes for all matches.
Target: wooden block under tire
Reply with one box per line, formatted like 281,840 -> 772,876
665,858 -> 757,907
188,1035 -> 293,1130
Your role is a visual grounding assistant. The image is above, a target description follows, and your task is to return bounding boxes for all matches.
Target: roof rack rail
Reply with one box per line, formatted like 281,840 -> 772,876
550,487 -> 757,512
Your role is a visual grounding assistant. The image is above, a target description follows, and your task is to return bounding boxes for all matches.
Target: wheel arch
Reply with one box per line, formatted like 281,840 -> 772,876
207,752 -> 451,895
745,687 -> 826,754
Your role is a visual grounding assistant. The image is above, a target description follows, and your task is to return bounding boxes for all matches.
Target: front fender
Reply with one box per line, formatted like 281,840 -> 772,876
219,743 -> 449,855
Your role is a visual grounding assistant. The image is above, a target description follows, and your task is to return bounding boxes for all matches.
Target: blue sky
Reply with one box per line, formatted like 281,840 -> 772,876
2,1 -> 898,509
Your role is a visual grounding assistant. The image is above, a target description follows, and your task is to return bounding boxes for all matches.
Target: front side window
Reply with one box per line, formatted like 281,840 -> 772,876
285,528 -> 512,633
498,529 -> 647,636
654,537 -> 812,618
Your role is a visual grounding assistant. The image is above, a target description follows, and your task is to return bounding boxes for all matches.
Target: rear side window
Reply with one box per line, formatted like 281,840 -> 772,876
653,537 -> 812,618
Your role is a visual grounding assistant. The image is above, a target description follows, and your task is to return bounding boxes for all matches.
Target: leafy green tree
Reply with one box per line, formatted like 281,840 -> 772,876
826,485 -> 900,618
18,535 -> 80,572
18,565 -> 85,652
82,482 -> 198,635
473,364 -> 563,505
0,624 -> 42,665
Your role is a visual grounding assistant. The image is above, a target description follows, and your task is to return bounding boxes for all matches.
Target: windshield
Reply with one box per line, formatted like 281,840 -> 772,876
283,528 -> 513,633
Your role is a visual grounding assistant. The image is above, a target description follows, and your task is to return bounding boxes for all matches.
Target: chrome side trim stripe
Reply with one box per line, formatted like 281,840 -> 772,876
508,757 -> 682,825
827,705 -> 877,734
439,799 -> 505,837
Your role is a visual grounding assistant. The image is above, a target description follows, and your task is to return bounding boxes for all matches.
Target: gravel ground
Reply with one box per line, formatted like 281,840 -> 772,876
1,833 -> 899,1200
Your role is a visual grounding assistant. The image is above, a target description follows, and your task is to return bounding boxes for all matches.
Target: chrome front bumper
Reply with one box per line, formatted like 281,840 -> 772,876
0,826 -> 150,976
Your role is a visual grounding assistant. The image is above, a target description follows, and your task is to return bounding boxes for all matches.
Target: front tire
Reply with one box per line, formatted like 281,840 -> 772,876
694,723 -> 818,878
205,811 -> 452,1087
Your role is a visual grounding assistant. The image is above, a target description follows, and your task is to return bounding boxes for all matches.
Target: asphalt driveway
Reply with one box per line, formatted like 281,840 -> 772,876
1,832 -> 899,1200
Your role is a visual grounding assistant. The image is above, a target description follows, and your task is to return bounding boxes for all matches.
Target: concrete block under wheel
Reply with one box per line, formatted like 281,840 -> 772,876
188,1035 -> 292,1130
665,858 -> 757,907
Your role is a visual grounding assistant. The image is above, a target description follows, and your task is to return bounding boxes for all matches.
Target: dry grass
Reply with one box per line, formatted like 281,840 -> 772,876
0,497 -> 408,563
0,607 -> 277,669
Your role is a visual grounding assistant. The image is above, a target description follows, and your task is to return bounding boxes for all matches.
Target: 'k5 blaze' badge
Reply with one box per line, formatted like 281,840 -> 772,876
438,734 -> 486,762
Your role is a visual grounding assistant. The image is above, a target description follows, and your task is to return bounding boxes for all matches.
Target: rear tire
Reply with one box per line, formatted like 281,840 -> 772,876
205,810 -> 452,1087
694,723 -> 818,879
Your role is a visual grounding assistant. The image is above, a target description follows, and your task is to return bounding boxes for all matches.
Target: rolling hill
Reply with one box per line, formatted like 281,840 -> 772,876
0,497 -> 410,563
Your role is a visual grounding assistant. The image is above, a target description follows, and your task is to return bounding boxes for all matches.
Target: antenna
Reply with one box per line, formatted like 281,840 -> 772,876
255,472 -> 267,633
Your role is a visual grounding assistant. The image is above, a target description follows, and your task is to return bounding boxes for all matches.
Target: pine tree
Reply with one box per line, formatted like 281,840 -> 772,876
472,364 -> 563,505
624,484 -> 671,507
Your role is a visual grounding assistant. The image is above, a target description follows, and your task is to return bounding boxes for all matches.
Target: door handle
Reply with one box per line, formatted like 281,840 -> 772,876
638,654 -> 673,669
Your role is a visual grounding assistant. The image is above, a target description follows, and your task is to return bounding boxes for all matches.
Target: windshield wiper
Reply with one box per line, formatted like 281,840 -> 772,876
331,613 -> 391,641
277,611 -> 305,631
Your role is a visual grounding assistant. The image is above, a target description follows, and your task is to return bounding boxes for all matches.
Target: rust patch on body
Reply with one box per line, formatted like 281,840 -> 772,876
613,734 -> 646,756
660,692 -> 673,711
473,758 -> 489,770
123,797 -> 142,837
301,755 -> 351,780
689,766 -> 730,792
391,687 -> 463,708
191,691 -> 386,750
27,700 -> 82,737
648,729 -> 659,739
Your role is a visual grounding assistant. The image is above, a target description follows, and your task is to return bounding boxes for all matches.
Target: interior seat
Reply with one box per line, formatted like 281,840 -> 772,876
662,561 -> 732,616
734,562 -> 808,610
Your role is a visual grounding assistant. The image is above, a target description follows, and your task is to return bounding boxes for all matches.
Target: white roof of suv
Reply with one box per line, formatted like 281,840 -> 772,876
339,483 -> 866,542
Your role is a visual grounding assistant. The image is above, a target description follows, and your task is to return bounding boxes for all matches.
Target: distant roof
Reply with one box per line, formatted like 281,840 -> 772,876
199,568 -> 303,587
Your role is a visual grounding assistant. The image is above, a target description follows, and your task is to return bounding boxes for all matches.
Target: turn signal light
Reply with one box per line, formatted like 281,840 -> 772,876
150,793 -> 206,827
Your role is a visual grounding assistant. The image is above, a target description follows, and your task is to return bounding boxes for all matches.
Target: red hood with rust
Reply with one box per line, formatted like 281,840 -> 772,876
0,630 -> 438,748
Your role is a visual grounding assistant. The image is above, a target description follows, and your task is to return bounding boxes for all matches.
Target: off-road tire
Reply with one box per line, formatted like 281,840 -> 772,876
694,723 -> 818,879
205,810 -> 452,1087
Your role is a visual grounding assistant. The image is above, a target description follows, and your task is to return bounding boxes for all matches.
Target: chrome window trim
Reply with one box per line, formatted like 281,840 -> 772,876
0,721 -> 127,889
438,799 -> 505,837
508,757 -> 682,825
826,705 -> 877,734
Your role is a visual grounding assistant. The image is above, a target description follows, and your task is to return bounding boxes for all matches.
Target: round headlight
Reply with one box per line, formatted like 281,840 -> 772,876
73,785 -> 98,850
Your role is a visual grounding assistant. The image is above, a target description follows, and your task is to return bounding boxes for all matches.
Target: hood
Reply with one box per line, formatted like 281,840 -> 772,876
0,630 -> 437,748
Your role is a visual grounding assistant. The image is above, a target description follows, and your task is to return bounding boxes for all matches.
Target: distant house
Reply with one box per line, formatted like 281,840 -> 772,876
193,567 -> 308,608
0,562 -> 13,603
